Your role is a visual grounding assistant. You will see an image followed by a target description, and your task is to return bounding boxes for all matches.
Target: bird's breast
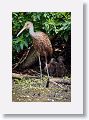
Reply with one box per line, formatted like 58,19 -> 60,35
33,39 -> 53,56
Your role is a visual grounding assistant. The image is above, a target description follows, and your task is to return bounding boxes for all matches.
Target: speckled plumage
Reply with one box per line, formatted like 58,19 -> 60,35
32,32 -> 53,56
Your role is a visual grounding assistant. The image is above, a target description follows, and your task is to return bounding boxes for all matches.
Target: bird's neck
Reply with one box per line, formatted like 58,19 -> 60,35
29,26 -> 35,37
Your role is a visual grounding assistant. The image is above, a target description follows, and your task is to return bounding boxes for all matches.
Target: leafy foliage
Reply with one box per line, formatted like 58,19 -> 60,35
12,12 -> 71,63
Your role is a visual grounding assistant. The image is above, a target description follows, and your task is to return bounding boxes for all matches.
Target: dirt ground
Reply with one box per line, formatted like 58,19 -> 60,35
12,76 -> 71,102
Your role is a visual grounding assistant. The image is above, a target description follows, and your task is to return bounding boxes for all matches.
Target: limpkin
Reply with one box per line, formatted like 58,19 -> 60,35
17,22 -> 53,87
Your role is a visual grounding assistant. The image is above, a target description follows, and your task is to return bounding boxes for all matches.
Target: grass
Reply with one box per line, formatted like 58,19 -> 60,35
12,76 -> 71,102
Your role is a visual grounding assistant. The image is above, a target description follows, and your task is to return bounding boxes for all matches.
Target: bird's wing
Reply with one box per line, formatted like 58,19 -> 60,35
32,32 -> 53,55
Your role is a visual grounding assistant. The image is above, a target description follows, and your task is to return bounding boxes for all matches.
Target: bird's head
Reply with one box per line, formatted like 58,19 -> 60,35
17,21 -> 33,37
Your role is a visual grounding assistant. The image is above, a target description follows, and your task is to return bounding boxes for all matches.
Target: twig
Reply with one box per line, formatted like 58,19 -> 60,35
49,80 -> 64,88
12,46 -> 32,70
49,78 -> 71,85
12,73 -> 40,80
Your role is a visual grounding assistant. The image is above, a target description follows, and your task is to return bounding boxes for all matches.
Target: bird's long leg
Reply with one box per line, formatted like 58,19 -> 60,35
45,53 -> 50,87
38,54 -> 42,79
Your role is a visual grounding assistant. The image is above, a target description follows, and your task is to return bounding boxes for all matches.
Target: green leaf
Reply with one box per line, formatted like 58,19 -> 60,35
64,34 -> 68,42
24,41 -> 28,48
16,46 -> 20,53
20,43 -> 24,50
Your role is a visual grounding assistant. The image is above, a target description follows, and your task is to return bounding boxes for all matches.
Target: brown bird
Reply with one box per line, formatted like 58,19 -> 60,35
17,21 -> 53,87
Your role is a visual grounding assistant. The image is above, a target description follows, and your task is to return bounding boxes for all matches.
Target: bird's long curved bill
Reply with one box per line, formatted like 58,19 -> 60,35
17,27 -> 26,37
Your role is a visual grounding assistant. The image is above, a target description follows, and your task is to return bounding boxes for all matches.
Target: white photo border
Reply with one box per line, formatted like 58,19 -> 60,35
0,0 -> 83,114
